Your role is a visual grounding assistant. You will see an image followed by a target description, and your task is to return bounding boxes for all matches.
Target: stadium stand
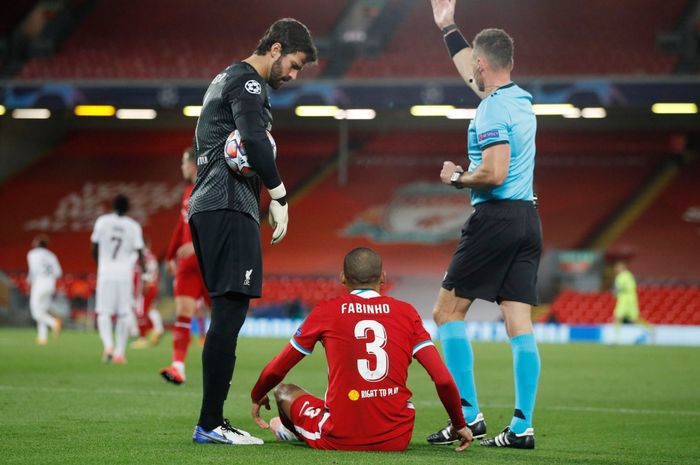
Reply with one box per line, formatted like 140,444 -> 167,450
14,0 -> 689,79
3,0 -> 698,325
0,129 -> 338,275
251,275 -> 395,313
608,154 -> 700,280
19,0 -> 349,79
548,286 -> 700,325
346,0 -> 687,78
0,1 -> 35,38
535,131 -> 674,249
2,127 -> 694,319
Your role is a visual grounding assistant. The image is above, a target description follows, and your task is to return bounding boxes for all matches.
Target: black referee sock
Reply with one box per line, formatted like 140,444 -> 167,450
197,293 -> 248,431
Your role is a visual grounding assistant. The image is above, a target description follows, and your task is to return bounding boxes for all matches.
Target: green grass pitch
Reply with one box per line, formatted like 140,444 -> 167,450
1,328 -> 699,465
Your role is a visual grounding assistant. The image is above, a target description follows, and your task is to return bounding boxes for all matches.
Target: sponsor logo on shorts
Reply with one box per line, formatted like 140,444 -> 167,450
244,80 -> 261,95
478,130 -> 499,141
243,269 -> 253,286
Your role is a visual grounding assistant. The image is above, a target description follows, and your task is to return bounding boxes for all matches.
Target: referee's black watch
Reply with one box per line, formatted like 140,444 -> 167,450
450,169 -> 464,189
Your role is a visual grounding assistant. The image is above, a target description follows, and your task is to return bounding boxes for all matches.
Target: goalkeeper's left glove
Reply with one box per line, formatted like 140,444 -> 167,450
268,183 -> 288,245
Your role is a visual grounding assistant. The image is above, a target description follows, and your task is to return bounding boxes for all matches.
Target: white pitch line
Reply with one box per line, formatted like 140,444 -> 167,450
1,384 -> 699,417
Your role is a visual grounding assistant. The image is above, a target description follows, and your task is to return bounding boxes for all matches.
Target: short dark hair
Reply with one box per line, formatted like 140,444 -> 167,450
33,234 -> 49,248
255,18 -> 318,64
343,247 -> 382,287
473,28 -> 514,71
183,146 -> 196,164
113,194 -> 130,215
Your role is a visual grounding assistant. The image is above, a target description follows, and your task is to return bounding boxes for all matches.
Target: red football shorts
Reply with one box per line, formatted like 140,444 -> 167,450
174,255 -> 209,305
142,284 -> 158,313
288,394 -> 412,451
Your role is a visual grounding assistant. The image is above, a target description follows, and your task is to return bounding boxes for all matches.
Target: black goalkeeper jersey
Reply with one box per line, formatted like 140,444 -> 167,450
188,62 -> 275,224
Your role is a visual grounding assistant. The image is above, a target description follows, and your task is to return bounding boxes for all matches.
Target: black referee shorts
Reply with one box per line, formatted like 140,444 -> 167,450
189,209 -> 262,298
442,200 -> 542,305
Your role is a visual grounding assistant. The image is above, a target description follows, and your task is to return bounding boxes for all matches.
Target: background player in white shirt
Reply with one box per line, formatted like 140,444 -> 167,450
26,234 -> 63,345
91,194 -> 145,364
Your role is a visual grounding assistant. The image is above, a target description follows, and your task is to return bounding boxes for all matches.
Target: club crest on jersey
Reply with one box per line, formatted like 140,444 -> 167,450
245,80 -> 261,95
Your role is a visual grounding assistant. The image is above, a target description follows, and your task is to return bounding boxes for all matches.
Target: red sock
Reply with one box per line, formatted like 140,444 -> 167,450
137,313 -> 152,338
172,315 -> 192,363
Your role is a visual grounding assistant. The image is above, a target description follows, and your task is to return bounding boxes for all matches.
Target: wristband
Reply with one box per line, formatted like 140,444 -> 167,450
268,183 -> 287,201
444,29 -> 470,58
441,24 -> 458,35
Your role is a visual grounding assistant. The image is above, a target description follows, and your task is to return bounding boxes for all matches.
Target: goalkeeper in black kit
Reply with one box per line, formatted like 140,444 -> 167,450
187,18 -> 317,445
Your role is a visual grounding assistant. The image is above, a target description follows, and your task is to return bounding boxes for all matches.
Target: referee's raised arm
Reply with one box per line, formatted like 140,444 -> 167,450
430,0 -> 487,100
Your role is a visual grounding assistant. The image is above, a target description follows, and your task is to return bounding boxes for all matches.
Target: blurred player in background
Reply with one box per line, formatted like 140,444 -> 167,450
26,234 -> 63,345
427,0 -> 542,450
612,259 -> 640,325
187,18 -> 317,444
611,258 -> 651,343
250,248 -> 473,451
131,237 -> 164,349
160,147 -> 211,384
91,194 -> 144,364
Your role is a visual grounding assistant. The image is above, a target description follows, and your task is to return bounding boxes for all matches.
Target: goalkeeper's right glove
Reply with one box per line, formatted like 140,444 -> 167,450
268,183 -> 288,245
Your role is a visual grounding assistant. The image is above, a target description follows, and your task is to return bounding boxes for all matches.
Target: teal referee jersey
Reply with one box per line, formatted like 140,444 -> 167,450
466,82 -> 536,206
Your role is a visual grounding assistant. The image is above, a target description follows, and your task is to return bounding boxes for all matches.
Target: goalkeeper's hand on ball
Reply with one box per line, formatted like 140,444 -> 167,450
268,183 -> 288,245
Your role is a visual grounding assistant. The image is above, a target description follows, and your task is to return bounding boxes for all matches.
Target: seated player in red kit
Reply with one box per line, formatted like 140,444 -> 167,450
250,247 -> 473,451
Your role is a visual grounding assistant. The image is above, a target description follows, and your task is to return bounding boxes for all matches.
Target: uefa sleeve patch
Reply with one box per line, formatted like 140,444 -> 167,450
478,130 -> 500,142
244,80 -> 262,95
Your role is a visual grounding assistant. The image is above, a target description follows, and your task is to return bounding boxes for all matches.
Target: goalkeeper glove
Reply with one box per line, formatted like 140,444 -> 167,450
268,183 -> 288,245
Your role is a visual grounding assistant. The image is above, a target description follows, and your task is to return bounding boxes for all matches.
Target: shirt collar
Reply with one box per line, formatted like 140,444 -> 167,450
351,289 -> 381,299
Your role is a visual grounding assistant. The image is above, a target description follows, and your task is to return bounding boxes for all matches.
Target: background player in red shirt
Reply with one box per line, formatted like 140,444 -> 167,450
130,237 -> 164,349
160,147 -> 211,384
250,248 -> 473,451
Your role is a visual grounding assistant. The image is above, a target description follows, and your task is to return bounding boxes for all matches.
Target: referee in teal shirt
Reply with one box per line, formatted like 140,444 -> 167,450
426,0 -> 542,450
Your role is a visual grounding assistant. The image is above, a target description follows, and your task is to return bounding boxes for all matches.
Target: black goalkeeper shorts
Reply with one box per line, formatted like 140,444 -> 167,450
442,200 -> 542,305
189,209 -> 262,298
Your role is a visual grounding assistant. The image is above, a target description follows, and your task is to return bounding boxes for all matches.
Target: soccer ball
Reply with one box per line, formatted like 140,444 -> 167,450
224,129 -> 276,177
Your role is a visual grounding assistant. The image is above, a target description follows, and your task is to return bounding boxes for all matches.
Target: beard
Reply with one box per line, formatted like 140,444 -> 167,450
268,57 -> 290,89
474,73 -> 485,92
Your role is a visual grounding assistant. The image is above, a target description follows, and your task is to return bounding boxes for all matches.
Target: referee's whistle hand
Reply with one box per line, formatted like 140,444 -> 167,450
440,160 -> 458,184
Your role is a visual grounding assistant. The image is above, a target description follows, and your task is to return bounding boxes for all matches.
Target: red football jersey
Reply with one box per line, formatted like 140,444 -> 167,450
290,289 -> 434,447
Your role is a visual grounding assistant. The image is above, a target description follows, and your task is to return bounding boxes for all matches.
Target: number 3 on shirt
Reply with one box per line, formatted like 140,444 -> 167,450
354,320 -> 388,382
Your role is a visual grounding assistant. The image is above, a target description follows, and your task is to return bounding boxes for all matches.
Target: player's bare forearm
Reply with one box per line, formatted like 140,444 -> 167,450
431,0 -> 487,99
439,160 -> 499,189
456,165 -> 502,189
450,144 -> 510,189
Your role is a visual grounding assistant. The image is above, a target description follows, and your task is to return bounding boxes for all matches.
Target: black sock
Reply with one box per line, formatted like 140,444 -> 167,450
197,293 -> 248,430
